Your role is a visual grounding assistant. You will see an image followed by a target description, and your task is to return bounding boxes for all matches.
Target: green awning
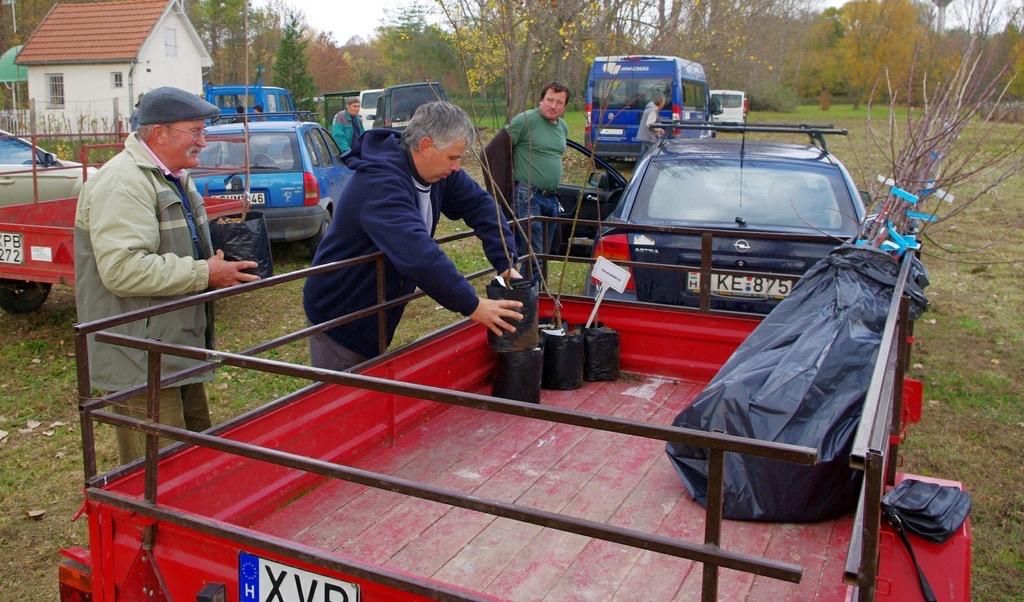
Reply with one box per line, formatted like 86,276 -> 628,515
0,46 -> 27,84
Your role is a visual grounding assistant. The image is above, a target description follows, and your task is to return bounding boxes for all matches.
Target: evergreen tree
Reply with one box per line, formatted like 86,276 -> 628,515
273,10 -> 316,111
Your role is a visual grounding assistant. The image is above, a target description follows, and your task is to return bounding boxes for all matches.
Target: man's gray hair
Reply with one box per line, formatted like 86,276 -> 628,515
652,92 -> 666,105
136,124 -> 157,141
402,101 -> 476,151
345,96 -> 360,106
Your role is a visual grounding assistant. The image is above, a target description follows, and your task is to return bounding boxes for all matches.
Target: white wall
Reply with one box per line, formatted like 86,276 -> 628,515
24,10 -> 208,131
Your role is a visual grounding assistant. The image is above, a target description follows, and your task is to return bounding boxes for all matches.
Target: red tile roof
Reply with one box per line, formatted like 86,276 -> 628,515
17,0 -> 171,65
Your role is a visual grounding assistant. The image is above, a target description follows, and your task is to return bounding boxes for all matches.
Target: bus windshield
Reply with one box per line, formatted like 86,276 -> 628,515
593,77 -> 671,111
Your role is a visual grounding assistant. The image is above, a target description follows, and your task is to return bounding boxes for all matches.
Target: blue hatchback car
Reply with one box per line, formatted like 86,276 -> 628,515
192,120 -> 352,254
590,130 -> 865,313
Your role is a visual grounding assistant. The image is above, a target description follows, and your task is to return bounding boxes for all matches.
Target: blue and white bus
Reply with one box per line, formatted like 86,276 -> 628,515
585,55 -> 712,160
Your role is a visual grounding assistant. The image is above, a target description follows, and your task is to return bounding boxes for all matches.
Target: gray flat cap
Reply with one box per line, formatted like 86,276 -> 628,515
138,86 -> 220,125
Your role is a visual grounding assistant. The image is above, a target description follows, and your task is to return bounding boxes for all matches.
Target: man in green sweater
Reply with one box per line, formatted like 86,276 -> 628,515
507,82 -> 570,279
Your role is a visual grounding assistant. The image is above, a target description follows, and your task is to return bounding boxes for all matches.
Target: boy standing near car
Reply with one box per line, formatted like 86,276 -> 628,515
638,93 -> 666,156
507,82 -> 570,275
304,101 -> 523,371
74,86 -> 260,463
331,97 -> 364,154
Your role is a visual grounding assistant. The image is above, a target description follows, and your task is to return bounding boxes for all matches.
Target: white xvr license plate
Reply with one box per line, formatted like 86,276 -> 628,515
215,192 -> 266,205
0,231 -> 24,264
688,272 -> 794,299
239,551 -> 359,602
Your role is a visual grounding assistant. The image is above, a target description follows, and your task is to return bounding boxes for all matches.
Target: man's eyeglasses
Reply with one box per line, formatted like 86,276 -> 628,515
163,125 -> 207,141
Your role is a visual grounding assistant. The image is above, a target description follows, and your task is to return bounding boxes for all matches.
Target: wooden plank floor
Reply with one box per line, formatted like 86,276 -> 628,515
250,375 -> 851,601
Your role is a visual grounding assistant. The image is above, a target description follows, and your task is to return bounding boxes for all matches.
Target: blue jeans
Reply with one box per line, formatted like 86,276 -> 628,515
512,183 -> 561,280
514,184 -> 559,278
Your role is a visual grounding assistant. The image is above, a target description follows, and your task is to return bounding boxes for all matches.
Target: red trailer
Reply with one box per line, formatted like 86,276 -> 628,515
60,230 -> 971,601
0,196 -> 243,313
0,140 -> 243,313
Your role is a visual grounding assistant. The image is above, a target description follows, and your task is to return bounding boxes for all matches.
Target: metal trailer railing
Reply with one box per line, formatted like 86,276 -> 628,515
73,219 -> 914,601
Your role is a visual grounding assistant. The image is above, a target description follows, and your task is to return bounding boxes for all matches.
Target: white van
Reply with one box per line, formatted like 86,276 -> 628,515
711,90 -> 748,123
359,88 -> 383,123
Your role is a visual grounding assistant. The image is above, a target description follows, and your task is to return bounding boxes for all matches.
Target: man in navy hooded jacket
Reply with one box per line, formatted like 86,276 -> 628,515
303,101 -> 523,370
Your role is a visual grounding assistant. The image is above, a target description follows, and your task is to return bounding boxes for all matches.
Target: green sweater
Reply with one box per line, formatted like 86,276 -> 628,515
508,108 -> 567,192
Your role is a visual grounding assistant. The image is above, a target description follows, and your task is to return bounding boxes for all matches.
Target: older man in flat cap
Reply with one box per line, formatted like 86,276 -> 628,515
75,86 -> 260,463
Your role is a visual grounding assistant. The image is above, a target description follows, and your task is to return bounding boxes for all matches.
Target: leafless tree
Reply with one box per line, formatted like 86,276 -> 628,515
861,2 -> 1024,254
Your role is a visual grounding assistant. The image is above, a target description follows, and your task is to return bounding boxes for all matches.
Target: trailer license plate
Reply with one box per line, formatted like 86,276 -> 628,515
239,551 -> 359,602
215,192 -> 266,205
0,232 -> 23,264
599,128 -> 624,136
688,272 -> 793,299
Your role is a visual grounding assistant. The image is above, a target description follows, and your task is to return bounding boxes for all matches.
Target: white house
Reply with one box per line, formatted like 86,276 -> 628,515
15,0 -> 211,130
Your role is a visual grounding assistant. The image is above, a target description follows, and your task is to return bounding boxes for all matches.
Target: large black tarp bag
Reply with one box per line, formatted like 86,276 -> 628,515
209,212 -> 273,278
666,245 -> 929,522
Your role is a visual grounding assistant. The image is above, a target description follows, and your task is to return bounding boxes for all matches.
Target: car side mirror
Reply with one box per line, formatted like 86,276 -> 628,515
367,113 -> 376,121
587,170 -> 609,190
39,151 -> 58,167
710,98 -> 723,115
858,189 -> 872,208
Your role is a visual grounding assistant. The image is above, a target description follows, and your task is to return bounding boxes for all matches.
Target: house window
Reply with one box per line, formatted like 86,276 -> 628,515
165,27 -> 178,57
46,73 -> 64,108
111,72 -> 123,89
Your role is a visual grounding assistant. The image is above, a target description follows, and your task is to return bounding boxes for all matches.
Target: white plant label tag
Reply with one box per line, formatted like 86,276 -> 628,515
591,256 -> 631,294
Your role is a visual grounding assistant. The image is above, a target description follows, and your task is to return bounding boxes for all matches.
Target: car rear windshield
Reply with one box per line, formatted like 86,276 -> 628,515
361,91 -> 381,108
593,77 -> 672,111
198,133 -> 300,172
632,159 -> 854,232
392,86 -> 444,121
714,94 -> 744,108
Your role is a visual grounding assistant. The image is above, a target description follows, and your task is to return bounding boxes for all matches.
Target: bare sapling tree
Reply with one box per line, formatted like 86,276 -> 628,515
861,2 -> 1024,255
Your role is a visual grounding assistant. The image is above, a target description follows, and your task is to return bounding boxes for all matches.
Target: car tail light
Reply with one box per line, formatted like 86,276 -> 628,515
303,172 -> 319,206
592,233 -> 634,291
584,102 -> 592,149
671,103 -> 681,122
743,97 -> 750,117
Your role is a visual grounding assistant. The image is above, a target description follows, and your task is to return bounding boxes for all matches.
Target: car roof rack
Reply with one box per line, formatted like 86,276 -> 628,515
650,121 -> 848,153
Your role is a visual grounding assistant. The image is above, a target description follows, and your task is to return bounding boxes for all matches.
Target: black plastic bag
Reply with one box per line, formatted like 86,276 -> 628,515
666,245 -> 928,522
492,347 -> 543,403
584,323 -> 620,381
540,325 -> 584,390
209,212 -> 273,278
486,277 -> 538,352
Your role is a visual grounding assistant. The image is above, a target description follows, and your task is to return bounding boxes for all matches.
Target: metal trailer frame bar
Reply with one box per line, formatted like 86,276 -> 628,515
73,223 -> 910,601
843,253 -> 916,598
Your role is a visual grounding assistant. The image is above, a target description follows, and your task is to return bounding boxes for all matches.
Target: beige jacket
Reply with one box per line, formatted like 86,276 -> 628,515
74,133 -> 215,391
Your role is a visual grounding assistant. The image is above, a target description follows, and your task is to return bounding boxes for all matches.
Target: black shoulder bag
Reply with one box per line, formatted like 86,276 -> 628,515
880,479 -> 971,602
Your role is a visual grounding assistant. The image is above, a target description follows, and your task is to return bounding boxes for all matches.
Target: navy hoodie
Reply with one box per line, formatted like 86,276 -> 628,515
303,129 -> 516,359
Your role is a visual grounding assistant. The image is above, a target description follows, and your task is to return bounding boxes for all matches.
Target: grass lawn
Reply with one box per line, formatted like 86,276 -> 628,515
1,105 -> 1021,600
